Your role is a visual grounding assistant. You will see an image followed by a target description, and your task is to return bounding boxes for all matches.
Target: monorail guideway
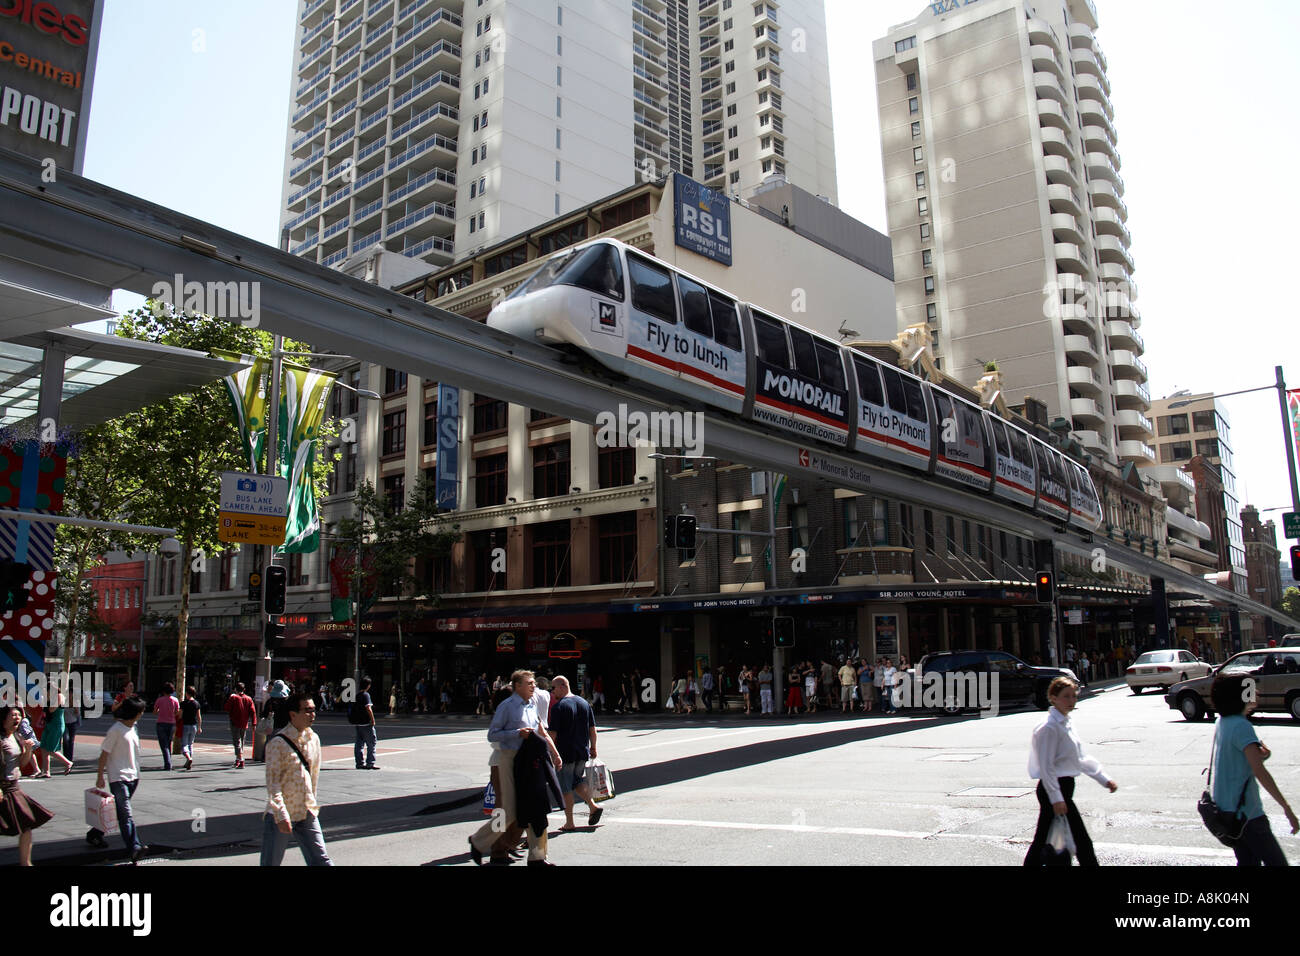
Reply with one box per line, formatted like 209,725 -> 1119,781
0,148 -> 1289,630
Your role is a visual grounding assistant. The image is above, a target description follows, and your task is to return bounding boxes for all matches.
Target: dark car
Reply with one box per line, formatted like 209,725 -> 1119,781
914,649 -> 1080,712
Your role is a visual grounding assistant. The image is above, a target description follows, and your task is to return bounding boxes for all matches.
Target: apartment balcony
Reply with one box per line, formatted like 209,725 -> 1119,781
1068,22 -> 1095,51
335,39 -> 361,69
394,39 -> 461,82
1043,155 -> 1078,190
635,20 -> 668,52
1070,397 -> 1104,426
1085,151 -> 1121,188
1115,409 -> 1154,440
286,176 -> 322,209
1033,71 -> 1068,106
290,135 -> 325,170
1067,364 -> 1102,394
635,134 -> 670,162
1117,440 -> 1156,465
387,132 -> 455,173
635,64 -> 670,93
1051,212 -> 1085,245
392,70 -> 458,112
1060,301 -> 1093,336
391,101 -> 458,139
635,111 -> 670,141
634,42 -> 670,71
1082,124 -> 1118,162
1037,99 -> 1068,130
1092,206 -> 1130,245
293,89 -> 330,126
389,166 -> 456,204
1098,265 -> 1132,290
700,97 -> 721,117
1040,126 -> 1074,159
396,7 -> 463,48
629,92 -> 665,123
702,163 -> 725,184
1075,75 -> 1114,120
1030,44 -> 1065,83
701,118 -> 722,138
1113,378 -> 1150,410
1064,333 -> 1099,362
1028,17 -> 1059,49
300,14 -> 335,51
1110,349 -> 1148,382
1055,242 -> 1087,275
1047,183 -> 1082,216
1106,319 -> 1144,354
633,0 -> 666,26
301,0 -> 330,27
1088,179 -> 1126,218
1071,0 -> 1099,30
1097,235 -> 1135,272
699,55 -> 722,76
1069,429 -> 1103,454
366,19 -> 394,51
1077,99 -> 1114,140
1071,46 -> 1103,81
698,0 -> 720,12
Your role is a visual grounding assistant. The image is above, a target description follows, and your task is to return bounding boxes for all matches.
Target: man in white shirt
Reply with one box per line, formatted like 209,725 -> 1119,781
88,695 -> 147,863
261,692 -> 332,866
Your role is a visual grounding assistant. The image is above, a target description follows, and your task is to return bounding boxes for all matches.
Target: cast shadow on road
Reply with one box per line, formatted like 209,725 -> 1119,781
10,712 -> 968,866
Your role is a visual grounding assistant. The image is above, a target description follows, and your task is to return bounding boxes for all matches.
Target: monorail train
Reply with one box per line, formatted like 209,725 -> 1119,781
487,238 -> 1103,533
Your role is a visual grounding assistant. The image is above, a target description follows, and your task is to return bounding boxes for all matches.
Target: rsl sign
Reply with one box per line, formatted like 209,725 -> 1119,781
673,173 -> 732,266
218,471 -> 289,546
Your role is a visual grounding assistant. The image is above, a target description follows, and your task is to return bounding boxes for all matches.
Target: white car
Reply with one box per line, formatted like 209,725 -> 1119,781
1126,649 -> 1212,693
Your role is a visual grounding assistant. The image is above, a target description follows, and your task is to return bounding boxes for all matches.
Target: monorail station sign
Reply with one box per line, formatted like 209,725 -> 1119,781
0,0 -> 103,172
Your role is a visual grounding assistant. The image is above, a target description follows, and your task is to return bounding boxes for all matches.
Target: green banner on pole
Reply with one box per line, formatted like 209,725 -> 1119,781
214,350 -> 271,473
278,363 -> 336,554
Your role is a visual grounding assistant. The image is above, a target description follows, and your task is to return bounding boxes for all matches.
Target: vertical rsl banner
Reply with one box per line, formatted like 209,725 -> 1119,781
278,363 -> 336,554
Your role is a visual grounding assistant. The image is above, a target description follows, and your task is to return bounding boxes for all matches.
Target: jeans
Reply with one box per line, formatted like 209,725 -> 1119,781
354,725 -> 377,767
230,725 -> 247,760
1233,815 -> 1289,866
701,689 -> 713,713
156,722 -> 175,770
1024,777 -> 1097,866
259,812 -> 333,866
88,779 -> 141,853
181,725 -> 198,758
760,687 -> 773,714
63,725 -> 77,760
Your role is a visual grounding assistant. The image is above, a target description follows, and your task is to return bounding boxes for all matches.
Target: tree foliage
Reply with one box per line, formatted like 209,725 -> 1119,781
1281,586 -> 1300,624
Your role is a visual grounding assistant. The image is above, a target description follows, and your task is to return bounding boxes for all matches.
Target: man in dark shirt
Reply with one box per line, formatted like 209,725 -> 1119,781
548,676 -> 602,830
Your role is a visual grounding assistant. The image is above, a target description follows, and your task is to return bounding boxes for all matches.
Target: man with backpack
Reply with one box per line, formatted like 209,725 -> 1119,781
261,691 -> 332,866
223,682 -> 256,769
349,676 -> 379,770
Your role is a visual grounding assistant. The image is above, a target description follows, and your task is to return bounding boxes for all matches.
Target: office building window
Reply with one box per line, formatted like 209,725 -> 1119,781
922,249 -> 932,268
598,446 -> 634,488
727,103 -> 737,116
728,148 -> 739,161
912,121 -> 921,139
906,72 -> 917,91
895,36 -> 916,53
344,444 -> 356,492
924,510 -> 935,554
532,441 -> 571,498
914,146 -> 923,163
472,394 -> 507,434
382,411 -> 406,456
531,521 -> 570,587
384,368 -> 407,394
729,171 -> 740,184
920,223 -> 931,240
597,512 -> 637,584
383,474 -> 405,512
916,171 -> 925,189
909,96 -> 919,114
471,529 -> 505,591
732,511 -> 752,558
946,515 -> 956,556
423,400 -> 437,447
725,81 -> 735,94
918,197 -> 928,216
475,453 -> 507,506
927,302 -> 937,321
924,276 -> 935,295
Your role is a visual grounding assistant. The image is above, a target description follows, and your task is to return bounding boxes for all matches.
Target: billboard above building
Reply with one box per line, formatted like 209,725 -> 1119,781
0,0 -> 103,173
673,173 -> 732,267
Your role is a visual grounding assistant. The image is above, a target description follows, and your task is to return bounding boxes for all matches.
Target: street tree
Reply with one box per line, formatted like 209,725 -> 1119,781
334,476 -> 458,699
1281,586 -> 1300,625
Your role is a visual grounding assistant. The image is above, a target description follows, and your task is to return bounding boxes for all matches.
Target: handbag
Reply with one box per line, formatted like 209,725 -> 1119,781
482,781 -> 496,815
84,787 -> 118,832
584,758 -> 615,802
1198,726 -> 1251,847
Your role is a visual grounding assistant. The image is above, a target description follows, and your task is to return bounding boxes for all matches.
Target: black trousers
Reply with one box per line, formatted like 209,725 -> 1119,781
1024,777 -> 1098,866
1233,815 -> 1288,866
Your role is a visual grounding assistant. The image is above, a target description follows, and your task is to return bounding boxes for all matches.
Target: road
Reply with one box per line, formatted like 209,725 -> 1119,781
7,680 -> 1297,867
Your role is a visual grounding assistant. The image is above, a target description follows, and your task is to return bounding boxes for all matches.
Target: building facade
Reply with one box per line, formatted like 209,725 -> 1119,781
873,0 -> 1151,469
281,0 -> 838,269
1241,504 -> 1282,642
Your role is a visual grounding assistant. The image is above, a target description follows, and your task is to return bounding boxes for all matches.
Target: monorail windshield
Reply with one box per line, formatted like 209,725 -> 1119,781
506,243 -> 624,301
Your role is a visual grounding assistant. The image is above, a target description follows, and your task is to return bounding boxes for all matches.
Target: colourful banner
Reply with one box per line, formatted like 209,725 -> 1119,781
214,350 -> 271,473
1289,389 -> 1300,491
278,363 -> 336,555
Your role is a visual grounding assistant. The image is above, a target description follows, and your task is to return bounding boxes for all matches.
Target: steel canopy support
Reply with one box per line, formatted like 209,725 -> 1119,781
0,148 -> 1290,630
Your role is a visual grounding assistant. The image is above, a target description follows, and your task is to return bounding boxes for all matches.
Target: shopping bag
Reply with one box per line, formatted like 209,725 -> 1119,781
1044,815 -> 1074,866
482,781 -> 495,815
584,758 -> 615,802
84,787 -> 118,832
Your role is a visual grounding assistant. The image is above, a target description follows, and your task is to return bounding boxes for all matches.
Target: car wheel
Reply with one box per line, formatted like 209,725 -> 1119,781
1289,693 -> 1300,723
1179,693 -> 1205,722
1130,685 -> 1142,695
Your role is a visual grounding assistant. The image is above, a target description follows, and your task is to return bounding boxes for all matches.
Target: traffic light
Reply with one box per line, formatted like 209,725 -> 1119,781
772,616 -> 795,647
264,565 -> 287,615
1291,545 -> 1300,577
0,558 -> 32,612
1035,570 -> 1054,604
264,616 -> 285,651
675,514 -> 697,550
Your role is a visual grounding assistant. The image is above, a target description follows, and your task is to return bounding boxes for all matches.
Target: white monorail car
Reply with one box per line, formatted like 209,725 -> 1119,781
487,239 -> 1102,532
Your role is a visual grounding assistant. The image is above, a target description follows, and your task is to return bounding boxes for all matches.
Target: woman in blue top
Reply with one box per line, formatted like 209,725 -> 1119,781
1210,674 -> 1298,866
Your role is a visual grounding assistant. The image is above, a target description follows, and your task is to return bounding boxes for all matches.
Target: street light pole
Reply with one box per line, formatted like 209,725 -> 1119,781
1276,365 -> 1300,517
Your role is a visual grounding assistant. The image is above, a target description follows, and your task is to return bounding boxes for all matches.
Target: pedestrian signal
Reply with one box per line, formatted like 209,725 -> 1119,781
772,616 -> 795,647
1035,570 -> 1054,604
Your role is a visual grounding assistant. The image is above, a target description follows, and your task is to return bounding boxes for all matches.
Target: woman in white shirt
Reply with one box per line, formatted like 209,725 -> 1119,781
1025,677 -> 1118,865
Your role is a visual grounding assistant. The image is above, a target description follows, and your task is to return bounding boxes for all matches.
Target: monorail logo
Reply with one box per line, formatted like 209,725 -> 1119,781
762,369 -> 843,417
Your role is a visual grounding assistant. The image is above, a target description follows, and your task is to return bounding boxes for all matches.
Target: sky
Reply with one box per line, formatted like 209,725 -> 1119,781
81,0 -> 1300,534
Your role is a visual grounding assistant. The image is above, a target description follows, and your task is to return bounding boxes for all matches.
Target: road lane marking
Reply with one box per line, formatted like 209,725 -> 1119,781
604,815 -> 1237,858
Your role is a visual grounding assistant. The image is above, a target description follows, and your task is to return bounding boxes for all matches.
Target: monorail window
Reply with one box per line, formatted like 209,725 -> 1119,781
992,420 -> 1010,458
816,342 -> 845,391
507,248 -> 579,299
880,365 -> 908,414
854,358 -> 885,406
753,314 -> 790,366
560,243 -> 625,300
628,255 -> 676,324
710,293 -> 742,351
1010,428 -> 1034,467
677,275 -> 713,337
901,374 -> 927,421
788,327 -> 820,380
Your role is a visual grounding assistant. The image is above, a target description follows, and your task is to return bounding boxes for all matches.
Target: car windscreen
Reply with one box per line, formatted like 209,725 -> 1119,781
506,248 -> 581,299
1220,653 -> 1266,675
1135,651 -> 1176,664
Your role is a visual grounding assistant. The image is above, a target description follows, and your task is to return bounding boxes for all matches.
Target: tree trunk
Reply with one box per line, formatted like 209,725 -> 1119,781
396,613 -> 404,712
175,540 -> 192,699
63,551 -> 88,676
